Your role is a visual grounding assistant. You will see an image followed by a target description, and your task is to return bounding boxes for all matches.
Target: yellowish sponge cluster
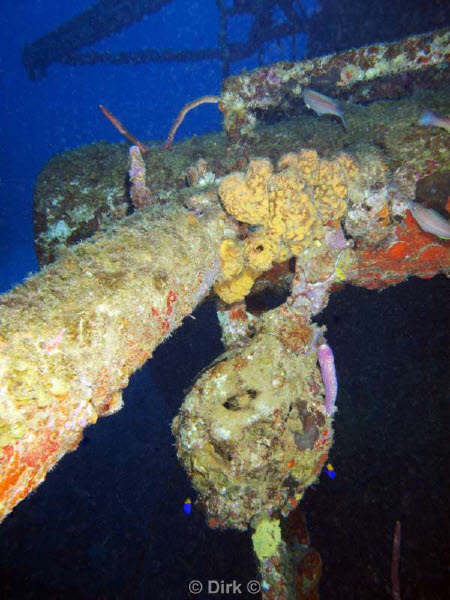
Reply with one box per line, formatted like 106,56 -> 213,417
215,149 -> 357,303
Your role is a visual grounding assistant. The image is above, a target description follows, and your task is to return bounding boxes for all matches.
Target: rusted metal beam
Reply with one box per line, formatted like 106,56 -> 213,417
221,28 -> 450,142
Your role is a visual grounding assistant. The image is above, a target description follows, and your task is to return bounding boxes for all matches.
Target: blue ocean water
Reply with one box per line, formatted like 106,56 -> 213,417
0,2 -> 449,599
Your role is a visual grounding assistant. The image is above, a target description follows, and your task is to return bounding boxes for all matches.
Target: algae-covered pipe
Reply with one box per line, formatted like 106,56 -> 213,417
221,27 -> 450,142
0,199 -> 227,523
252,516 -> 297,599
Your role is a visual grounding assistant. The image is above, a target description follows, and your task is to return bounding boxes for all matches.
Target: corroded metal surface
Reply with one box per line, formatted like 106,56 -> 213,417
221,28 -> 450,142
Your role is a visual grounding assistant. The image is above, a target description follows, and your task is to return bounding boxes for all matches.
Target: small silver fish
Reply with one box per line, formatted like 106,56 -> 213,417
302,88 -> 347,130
408,201 -> 450,239
418,110 -> 450,133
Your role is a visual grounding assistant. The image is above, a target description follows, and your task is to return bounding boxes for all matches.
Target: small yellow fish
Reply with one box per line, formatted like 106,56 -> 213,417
418,111 -> 450,133
302,88 -> 347,130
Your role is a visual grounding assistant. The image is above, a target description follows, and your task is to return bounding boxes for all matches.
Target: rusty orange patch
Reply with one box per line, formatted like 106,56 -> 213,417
358,210 -> 450,289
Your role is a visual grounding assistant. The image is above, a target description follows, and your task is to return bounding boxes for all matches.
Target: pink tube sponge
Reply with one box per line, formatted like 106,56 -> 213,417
317,343 -> 338,415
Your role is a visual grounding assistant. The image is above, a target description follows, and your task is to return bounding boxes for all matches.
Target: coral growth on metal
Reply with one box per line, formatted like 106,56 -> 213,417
17,25 -> 450,565
221,28 -> 450,142
172,305 -> 332,531
171,130 -> 449,534
358,210 -> 450,289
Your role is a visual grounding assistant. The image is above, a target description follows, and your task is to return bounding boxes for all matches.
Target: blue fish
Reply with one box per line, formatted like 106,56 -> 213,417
325,463 -> 336,479
183,497 -> 192,515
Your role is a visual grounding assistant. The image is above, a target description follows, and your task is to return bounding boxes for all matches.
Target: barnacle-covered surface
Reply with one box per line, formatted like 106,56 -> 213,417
172,305 -> 332,531
33,134 -> 246,265
27,30 -> 450,571
34,80 -> 450,269
1,24 -> 448,600
221,28 -> 450,142
0,200 -> 226,523
33,143 -> 132,266
34,33 -> 450,267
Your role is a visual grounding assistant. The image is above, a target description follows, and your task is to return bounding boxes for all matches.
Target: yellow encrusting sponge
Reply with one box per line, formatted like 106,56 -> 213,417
215,149 -> 358,303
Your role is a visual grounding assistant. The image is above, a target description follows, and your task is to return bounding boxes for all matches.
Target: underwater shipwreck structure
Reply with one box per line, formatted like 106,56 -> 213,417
22,0 -> 311,80
3,27 -> 450,598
